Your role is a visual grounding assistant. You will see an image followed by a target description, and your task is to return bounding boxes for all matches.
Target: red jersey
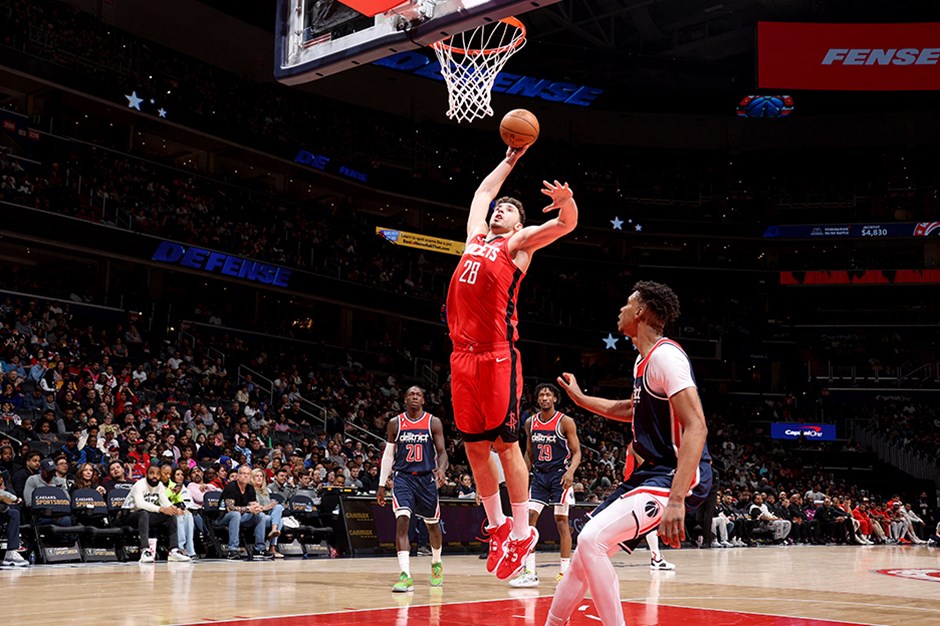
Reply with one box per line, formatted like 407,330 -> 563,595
446,233 -> 525,345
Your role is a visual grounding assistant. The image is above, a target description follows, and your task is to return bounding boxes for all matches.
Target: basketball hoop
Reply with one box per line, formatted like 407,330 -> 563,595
431,17 -> 527,123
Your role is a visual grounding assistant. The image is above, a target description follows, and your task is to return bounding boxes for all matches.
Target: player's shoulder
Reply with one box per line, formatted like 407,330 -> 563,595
648,339 -> 690,366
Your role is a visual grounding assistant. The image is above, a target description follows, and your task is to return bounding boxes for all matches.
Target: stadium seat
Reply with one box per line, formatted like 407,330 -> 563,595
71,488 -> 123,562
29,486 -> 86,564
284,493 -> 334,557
106,488 -> 140,561
202,491 -> 260,560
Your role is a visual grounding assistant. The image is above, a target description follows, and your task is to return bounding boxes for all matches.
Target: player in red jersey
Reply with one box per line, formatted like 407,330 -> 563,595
446,144 -> 578,580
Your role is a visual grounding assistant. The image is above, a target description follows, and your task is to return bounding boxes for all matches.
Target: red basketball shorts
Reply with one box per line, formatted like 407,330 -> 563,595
450,341 -> 522,443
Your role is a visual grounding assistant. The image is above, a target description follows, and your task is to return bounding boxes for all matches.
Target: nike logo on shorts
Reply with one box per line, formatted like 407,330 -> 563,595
496,356 -> 509,363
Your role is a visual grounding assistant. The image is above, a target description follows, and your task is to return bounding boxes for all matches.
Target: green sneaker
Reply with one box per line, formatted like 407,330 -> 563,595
392,571 -> 414,593
430,561 -> 444,587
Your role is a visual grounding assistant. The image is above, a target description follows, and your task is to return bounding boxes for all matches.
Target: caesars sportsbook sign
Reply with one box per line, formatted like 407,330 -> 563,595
758,22 -> 940,90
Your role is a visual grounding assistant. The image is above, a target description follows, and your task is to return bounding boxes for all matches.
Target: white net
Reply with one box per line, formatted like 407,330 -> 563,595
431,18 -> 526,123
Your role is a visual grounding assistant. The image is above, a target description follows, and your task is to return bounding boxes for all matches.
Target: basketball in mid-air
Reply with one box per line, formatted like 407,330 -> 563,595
499,109 -> 539,149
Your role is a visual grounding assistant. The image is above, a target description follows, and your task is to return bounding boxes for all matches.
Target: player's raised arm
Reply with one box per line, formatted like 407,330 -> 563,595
509,180 -> 578,254
557,372 -> 633,422
467,145 -> 527,241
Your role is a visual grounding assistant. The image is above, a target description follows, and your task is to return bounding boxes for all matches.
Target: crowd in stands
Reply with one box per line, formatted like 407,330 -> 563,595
2,294 -> 937,568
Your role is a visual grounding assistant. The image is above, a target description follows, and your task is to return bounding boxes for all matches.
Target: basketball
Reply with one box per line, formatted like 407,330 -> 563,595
499,109 -> 539,148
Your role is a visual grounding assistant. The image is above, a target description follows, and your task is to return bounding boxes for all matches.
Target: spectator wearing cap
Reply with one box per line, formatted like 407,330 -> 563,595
0,471 -> 28,567
59,435 -> 82,466
127,438 -> 151,479
23,458 -> 71,525
160,448 -> 176,467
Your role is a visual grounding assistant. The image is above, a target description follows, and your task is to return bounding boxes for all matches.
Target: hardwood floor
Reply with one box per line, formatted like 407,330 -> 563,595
3,544 -> 939,625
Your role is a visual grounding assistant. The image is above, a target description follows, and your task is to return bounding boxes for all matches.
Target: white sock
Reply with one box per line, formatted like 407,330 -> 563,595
431,546 -> 442,564
560,557 -> 570,574
525,551 -> 536,572
482,492 -> 506,528
397,550 -> 410,576
510,501 -> 530,540
646,532 -> 660,561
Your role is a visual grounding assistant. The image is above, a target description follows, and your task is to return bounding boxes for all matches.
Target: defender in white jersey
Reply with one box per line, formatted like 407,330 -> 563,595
545,281 -> 712,626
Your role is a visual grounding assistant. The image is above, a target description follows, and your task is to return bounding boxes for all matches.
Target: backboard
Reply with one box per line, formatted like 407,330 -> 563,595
274,0 -> 560,85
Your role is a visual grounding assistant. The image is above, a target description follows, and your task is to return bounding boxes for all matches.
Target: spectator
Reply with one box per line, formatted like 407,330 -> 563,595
72,462 -> 106,496
11,451 -> 40,499
456,473 -> 476,500
123,464 -> 190,563
164,465 -> 197,559
101,460 -> 132,492
24,458 -> 72,526
252,468 -> 284,559
269,467 -> 295,501
0,472 -> 28,567
54,456 -> 73,489
749,493 -> 791,543
218,465 -> 272,560
904,503 -> 927,540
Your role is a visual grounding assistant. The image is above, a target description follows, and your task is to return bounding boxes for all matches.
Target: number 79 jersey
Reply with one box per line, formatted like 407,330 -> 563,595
446,233 -> 525,345
394,411 -> 437,474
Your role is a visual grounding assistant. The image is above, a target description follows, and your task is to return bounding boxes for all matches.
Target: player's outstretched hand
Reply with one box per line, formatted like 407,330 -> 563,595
557,372 -> 584,403
506,143 -> 529,163
376,486 -> 387,507
541,180 -> 573,212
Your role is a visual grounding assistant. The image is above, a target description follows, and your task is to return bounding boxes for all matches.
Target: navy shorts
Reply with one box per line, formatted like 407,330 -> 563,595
530,468 -> 572,507
590,461 -> 713,552
392,471 -> 440,521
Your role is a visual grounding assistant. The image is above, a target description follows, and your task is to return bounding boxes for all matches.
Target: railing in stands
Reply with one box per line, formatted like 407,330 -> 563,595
810,360 -> 940,388
850,420 -> 940,485
236,363 -> 328,429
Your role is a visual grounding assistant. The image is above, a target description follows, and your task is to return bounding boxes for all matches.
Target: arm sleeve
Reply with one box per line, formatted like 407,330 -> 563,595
644,343 -> 696,398
379,443 -> 395,486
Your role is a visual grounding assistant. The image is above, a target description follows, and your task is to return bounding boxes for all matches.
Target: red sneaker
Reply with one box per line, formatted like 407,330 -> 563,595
898,537 -> 911,545
486,518 -> 513,573
496,526 -> 539,580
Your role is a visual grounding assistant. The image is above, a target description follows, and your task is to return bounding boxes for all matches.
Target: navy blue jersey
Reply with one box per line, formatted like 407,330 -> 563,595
394,412 -> 436,474
630,338 -> 711,470
530,411 -> 571,473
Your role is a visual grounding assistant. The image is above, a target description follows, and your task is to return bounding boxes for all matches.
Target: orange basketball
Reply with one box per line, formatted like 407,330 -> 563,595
499,109 -> 539,149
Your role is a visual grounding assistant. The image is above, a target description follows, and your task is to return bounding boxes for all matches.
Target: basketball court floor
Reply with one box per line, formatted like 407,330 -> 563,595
4,545 -> 939,625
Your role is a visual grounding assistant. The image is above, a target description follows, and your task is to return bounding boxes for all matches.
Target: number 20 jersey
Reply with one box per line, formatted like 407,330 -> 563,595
446,233 -> 525,346
394,411 -> 436,474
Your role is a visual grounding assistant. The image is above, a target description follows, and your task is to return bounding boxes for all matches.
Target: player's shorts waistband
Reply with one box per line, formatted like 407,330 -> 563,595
451,339 -> 511,353
396,470 -> 433,477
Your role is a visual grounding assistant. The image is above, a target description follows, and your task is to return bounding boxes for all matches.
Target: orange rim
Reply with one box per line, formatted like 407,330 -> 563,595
432,17 -> 526,57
